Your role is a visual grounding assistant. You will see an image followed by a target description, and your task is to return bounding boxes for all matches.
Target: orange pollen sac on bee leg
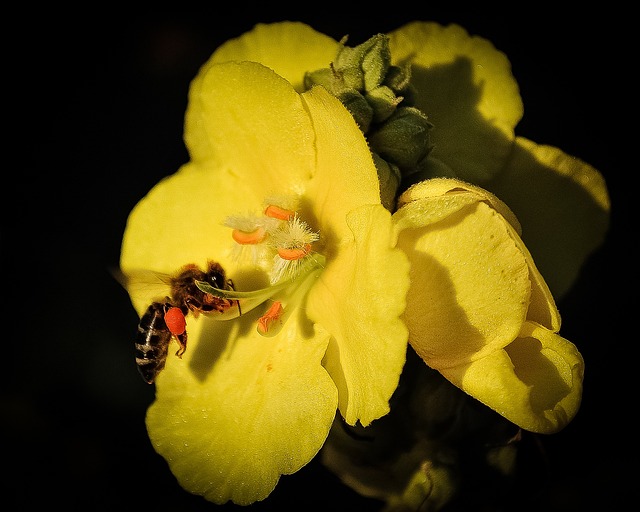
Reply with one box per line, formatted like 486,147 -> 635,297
277,244 -> 312,260
264,204 -> 295,220
164,307 -> 187,336
257,301 -> 284,335
232,226 -> 267,245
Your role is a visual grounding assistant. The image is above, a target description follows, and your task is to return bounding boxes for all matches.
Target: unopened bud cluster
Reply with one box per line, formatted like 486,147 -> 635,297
304,34 -> 434,210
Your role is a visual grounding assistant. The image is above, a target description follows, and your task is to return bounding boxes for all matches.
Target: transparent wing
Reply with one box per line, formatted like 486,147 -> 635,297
111,267 -> 173,303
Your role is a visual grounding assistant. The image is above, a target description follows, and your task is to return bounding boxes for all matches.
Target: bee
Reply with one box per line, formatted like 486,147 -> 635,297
117,260 -> 238,384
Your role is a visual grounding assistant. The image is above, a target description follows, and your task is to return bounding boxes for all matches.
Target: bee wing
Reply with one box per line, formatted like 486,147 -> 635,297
111,267 -> 174,302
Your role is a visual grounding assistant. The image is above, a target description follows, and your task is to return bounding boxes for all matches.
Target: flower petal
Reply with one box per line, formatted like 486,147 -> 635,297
146,309 -> 338,505
502,219 -> 561,332
439,321 -> 584,433
297,83 -> 409,427
388,22 -> 523,183
396,178 -> 521,233
393,180 -> 530,369
206,21 -> 339,92
301,85 -> 383,241
184,60 -> 316,178
308,205 -> 410,426
487,136 -> 611,298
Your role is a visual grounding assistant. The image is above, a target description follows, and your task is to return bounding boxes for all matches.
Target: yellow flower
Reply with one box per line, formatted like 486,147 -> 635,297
120,60 -> 409,504
393,178 -> 583,433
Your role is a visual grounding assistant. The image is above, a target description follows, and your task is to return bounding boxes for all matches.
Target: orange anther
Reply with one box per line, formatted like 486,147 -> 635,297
232,227 -> 266,245
277,244 -> 311,260
264,204 -> 295,220
257,301 -> 284,335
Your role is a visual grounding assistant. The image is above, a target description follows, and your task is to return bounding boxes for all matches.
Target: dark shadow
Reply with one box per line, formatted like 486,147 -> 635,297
398,206 -> 487,362
187,268 -> 269,382
409,56 -> 508,183
401,56 -> 609,298
505,336 -> 571,417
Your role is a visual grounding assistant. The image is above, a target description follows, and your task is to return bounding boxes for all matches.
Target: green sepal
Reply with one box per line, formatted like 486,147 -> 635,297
304,33 -> 433,207
366,85 -> 403,124
337,89 -> 374,132
332,34 -> 391,91
372,153 -> 401,211
303,67 -> 337,93
383,63 -> 414,99
388,461 -> 456,511
368,106 -> 433,170
360,34 -> 391,91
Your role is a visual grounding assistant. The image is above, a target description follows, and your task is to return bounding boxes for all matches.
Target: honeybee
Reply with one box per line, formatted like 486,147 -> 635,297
117,260 -> 238,384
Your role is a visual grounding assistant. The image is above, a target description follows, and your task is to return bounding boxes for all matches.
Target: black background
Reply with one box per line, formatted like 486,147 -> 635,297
6,7 -> 629,510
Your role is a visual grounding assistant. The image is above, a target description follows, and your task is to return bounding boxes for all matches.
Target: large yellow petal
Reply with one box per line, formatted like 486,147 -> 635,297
439,321 -> 584,433
502,219 -> 561,331
388,22 -> 523,183
301,85 -> 382,245
487,136 -> 610,298
298,84 -> 409,427
206,21 -> 339,92
393,181 -> 530,369
146,306 -> 338,505
184,60 -> 316,177
308,205 -> 410,426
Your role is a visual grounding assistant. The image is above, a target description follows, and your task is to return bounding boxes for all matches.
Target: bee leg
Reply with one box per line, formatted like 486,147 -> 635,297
174,332 -> 188,358
225,280 -> 242,316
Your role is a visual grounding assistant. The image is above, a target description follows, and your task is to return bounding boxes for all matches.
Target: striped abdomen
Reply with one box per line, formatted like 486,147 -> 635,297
135,302 -> 172,384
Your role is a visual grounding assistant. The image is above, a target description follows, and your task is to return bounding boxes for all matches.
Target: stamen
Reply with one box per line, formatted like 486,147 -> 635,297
264,204 -> 295,220
225,214 -> 280,266
257,301 -> 284,335
257,259 -> 325,337
232,227 -> 267,245
277,244 -> 311,260
269,216 -> 319,283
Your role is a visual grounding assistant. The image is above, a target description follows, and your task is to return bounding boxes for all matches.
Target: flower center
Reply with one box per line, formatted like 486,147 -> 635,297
224,198 -> 321,284
198,197 -> 325,336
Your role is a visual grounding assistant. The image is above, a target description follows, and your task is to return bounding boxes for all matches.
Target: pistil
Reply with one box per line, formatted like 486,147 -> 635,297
195,253 -> 326,335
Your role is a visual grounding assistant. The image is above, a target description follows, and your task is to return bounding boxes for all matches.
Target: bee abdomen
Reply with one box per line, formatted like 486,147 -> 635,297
135,302 -> 172,384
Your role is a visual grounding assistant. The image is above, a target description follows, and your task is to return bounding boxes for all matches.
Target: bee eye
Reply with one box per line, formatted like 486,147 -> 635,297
210,272 -> 225,288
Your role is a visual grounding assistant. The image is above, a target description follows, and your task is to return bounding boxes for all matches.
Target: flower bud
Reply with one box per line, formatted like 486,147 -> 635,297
365,85 -> 402,123
368,106 -> 433,170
